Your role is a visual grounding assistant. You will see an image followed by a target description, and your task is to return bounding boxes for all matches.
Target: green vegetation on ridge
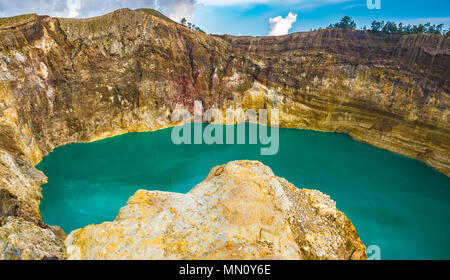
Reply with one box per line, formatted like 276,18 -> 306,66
135,8 -> 175,23
369,20 -> 448,35
180,17 -> 205,33
319,16 -> 450,36
135,8 -> 205,33
0,14 -> 36,29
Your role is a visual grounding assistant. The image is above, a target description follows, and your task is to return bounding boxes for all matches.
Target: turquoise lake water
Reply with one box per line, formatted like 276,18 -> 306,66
37,124 -> 450,260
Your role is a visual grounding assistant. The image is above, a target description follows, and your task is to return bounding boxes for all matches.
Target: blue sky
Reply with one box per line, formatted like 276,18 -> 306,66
0,0 -> 449,36
193,0 -> 450,35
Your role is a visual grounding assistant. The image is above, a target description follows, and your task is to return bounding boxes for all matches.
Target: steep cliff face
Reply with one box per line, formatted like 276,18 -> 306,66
0,8 -> 448,259
65,161 -> 367,260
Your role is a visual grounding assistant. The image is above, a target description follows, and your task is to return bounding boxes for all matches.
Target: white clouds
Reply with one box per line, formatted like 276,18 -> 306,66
0,0 -> 195,21
198,0 -> 351,8
159,0 -> 196,21
66,0 -> 81,18
0,0 -> 80,18
198,0 -> 270,5
268,12 -> 297,36
0,0 -> 351,22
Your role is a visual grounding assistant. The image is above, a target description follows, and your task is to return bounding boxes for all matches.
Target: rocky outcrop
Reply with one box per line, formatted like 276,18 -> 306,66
0,216 -> 65,260
65,161 -> 366,260
0,9 -> 448,172
0,8 -> 448,259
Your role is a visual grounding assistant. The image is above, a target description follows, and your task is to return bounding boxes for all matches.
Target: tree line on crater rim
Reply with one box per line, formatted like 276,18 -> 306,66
313,16 -> 450,36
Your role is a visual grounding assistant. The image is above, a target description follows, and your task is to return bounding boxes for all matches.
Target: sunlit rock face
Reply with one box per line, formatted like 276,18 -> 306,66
0,9 -> 448,173
65,161 -> 367,260
0,8 -> 448,259
0,217 -> 66,260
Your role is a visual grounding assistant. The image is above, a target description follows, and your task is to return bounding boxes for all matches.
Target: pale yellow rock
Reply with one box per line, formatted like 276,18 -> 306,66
65,160 -> 367,260
0,149 -> 47,225
0,217 -> 66,260
1,8 -> 447,260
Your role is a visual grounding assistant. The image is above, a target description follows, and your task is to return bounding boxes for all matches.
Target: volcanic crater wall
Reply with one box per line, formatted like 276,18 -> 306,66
0,8 -> 448,259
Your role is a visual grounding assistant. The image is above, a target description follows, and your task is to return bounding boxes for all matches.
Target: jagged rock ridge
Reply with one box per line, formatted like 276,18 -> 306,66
65,161 -> 367,260
0,8 -> 448,259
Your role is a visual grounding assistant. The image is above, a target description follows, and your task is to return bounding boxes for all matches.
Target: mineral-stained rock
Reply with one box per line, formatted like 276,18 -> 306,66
0,150 -> 46,226
0,216 -> 66,260
0,8 -> 448,176
65,160 -> 367,260
0,8 -> 448,259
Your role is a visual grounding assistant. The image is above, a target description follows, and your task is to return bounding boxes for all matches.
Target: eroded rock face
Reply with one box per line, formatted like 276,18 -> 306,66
65,161 -> 367,260
0,217 -> 66,260
0,150 -> 46,226
0,9 -> 448,174
0,8 -> 448,259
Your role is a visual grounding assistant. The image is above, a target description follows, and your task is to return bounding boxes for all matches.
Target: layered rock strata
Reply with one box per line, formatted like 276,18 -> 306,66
0,8 -> 448,259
